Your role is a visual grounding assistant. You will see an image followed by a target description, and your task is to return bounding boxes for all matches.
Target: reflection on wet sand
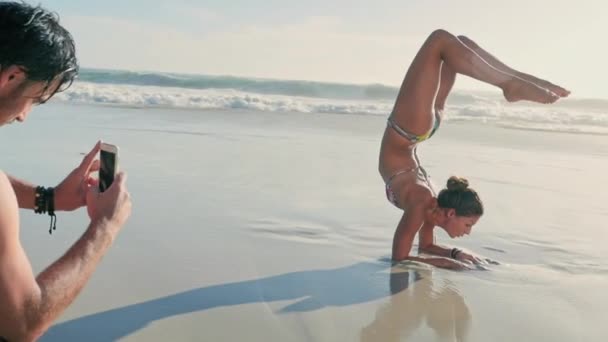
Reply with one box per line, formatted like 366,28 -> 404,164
361,267 -> 471,342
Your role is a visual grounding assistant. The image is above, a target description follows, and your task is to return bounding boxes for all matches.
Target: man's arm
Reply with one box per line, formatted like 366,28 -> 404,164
6,174 -> 36,210
7,141 -> 103,213
0,171 -> 122,341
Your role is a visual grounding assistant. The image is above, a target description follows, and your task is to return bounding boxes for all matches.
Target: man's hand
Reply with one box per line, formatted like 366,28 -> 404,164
54,141 -> 101,211
86,171 -> 131,231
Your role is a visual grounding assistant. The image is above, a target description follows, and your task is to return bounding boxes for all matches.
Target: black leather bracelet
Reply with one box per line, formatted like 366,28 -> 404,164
47,187 -> 56,234
450,248 -> 462,259
34,185 -> 46,214
34,186 -> 57,234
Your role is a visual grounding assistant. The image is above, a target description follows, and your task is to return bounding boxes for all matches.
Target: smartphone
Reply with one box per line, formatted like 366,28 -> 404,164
99,143 -> 119,192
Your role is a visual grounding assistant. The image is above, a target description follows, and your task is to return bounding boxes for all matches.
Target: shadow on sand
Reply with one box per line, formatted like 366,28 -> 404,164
43,261 -> 417,341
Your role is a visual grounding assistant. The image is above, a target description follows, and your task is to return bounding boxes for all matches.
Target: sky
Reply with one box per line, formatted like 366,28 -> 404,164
38,0 -> 608,99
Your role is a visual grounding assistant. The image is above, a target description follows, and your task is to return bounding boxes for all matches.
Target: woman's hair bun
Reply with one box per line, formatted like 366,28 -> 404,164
446,176 -> 469,191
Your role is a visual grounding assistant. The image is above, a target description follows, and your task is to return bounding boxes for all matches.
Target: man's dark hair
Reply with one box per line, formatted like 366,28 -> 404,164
0,1 -> 78,101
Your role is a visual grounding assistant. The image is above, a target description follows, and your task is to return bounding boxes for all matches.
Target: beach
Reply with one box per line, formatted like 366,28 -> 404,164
1,85 -> 607,341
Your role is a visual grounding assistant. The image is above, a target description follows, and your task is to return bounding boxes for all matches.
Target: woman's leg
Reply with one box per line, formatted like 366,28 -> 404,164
433,34 -> 570,112
392,29 -> 559,129
434,62 -> 456,111
457,35 -> 570,97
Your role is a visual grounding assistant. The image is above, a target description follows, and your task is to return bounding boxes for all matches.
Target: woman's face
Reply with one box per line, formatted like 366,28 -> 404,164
442,211 -> 480,238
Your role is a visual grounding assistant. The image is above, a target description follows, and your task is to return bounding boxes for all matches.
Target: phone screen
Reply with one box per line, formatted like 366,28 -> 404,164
99,149 -> 116,192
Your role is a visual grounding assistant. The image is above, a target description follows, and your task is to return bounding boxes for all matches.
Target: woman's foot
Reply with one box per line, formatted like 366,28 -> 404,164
516,73 -> 570,97
502,78 -> 560,104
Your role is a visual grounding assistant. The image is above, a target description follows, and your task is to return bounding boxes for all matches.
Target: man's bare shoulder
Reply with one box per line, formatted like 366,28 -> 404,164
0,170 -> 17,202
0,170 -> 19,240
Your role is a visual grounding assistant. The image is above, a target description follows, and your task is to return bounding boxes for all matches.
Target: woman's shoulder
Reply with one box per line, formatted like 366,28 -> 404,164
403,183 -> 435,207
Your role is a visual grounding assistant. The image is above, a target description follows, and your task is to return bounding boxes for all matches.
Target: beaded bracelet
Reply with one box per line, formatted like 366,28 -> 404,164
35,186 -> 57,234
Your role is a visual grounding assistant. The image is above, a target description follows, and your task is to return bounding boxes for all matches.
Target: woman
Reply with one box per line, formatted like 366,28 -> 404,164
379,29 -> 569,270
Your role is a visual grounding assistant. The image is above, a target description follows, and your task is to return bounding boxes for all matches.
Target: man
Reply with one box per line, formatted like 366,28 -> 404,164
0,2 -> 132,341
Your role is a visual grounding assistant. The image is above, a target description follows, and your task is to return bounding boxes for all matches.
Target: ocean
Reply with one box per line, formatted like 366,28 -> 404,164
57,68 -> 608,135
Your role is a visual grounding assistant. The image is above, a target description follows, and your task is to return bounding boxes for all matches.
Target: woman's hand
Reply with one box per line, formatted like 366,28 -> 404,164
455,251 -> 483,264
431,258 -> 474,271
456,251 -> 500,266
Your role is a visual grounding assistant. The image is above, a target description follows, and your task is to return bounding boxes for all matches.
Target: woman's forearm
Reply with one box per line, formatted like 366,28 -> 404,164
419,244 -> 453,258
